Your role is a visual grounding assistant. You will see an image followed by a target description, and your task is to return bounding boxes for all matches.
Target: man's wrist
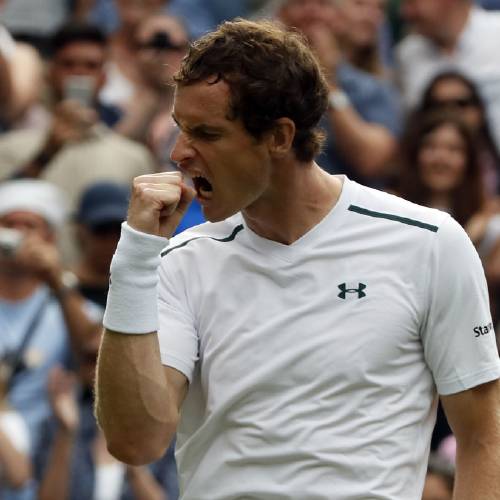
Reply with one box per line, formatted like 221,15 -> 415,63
102,223 -> 169,334
51,270 -> 80,299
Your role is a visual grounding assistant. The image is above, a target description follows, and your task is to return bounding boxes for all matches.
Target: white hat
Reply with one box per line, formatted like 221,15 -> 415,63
0,179 -> 68,228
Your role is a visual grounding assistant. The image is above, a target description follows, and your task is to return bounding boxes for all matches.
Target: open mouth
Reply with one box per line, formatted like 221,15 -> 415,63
193,176 -> 213,199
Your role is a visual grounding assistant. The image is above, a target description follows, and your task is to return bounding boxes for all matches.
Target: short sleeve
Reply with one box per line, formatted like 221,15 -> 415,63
157,258 -> 199,383
422,215 -> 500,395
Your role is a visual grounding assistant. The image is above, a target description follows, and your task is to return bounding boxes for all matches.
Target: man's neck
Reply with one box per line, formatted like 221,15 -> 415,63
0,270 -> 40,301
243,161 -> 343,245
432,1 -> 472,53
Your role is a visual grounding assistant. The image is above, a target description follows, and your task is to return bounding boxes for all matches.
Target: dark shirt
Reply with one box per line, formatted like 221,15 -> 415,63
96,101 -> 122,128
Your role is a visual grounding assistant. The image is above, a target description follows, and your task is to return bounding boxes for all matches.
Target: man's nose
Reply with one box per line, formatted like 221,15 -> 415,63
170,131 -> 196,167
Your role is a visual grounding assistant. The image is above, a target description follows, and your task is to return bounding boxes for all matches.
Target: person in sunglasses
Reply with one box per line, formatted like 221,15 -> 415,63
418,70 -> 500,197
115,13 -> 189,167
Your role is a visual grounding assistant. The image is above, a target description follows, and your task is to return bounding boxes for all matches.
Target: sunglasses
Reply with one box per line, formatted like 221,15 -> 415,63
428,97 -> 479,109
136,31 -> 188,52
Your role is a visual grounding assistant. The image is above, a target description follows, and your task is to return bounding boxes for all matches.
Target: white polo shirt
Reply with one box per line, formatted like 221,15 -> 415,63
158,176 -> 500,500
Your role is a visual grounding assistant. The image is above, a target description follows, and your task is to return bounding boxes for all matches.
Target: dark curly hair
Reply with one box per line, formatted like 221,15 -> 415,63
174,18 -> 329,162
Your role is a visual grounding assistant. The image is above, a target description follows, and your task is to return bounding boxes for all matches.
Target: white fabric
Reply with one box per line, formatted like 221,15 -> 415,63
0,409 -> 30,480
157,176 -> 500,500
0,410 -> 30,454
0,179 -> 68,228
0,25 -> 15,59
395,6 -> 500,149
94,462 -> 125,500
99,62 -> 135,109
103,222 -> 168,334
0,0 -> 67,36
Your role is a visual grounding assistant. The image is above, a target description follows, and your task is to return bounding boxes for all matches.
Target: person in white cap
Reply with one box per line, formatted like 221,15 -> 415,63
0,179 -> 103,498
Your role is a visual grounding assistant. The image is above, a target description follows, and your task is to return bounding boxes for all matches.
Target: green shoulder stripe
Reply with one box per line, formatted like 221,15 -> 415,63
348,205 -> 439,233
161,224 -> 245,258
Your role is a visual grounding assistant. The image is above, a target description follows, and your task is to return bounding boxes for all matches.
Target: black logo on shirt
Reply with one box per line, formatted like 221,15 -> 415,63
474,322 -> 494,338
338,283 -> 367,299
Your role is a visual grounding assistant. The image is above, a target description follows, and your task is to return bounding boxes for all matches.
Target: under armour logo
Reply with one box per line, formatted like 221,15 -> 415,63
338,283 -> 367,299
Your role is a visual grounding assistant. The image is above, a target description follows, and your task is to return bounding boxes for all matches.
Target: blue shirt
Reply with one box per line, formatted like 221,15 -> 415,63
316,62 -> 402,187
0,286 -> 71,500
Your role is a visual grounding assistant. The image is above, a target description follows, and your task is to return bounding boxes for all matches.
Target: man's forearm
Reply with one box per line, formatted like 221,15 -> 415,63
95,330 -> 177,465
38,430 -> 75,500
327,103 -> 396,177
453,440 -> 500,499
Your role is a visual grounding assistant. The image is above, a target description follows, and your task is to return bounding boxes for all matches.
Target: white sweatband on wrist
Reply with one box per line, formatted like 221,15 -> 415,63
103,222 -> 168,334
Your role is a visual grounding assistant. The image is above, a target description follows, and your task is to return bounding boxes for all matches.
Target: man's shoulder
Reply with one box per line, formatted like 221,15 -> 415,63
349,183 -> 450,234
161,214 -> 245,259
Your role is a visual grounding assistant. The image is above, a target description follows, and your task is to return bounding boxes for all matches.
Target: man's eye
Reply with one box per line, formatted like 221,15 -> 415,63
195,131 -> 220,141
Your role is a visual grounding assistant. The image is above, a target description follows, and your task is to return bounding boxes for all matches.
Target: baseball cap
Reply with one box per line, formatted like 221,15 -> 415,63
0,179 -> 68,228
75,182 -> 130,228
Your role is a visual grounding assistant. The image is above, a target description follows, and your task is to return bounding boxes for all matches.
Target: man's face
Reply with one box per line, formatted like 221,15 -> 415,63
336,0 -> 386,48
0,211 -> 51,241
134,16 -> 189,89
50,42 -> 106,102
0,211 -> 52,269
170,80 -> 274,222
400,0 -> 450,38
279,0 -> 338,36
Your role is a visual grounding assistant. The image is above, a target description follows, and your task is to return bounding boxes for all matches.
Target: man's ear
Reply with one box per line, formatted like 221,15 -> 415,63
268,117 -> 296,159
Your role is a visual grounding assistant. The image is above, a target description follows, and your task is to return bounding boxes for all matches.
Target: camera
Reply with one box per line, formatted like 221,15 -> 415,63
0,228 -> 23,257
63,76 -> 96,107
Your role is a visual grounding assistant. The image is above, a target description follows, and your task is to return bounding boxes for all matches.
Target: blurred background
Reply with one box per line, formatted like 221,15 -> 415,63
0,1 -> 499,498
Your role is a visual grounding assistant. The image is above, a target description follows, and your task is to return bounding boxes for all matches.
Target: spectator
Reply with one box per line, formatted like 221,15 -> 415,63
37,332 -> 172,500
72,182 -> 130,308
397,110 -> 486,227
277,0 -> 401,187
0,1 -> 44,131
334,0 -> 391,79
99,0 -> 167,109
395,0 -> 500,151
115,12 -> 188,166
417,70 -> 500,196
0,179 -> 102,499
0,22 -> 156,262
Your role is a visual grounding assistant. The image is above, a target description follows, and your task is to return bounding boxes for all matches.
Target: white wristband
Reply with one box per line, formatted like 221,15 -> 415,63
103,222 -> 168,334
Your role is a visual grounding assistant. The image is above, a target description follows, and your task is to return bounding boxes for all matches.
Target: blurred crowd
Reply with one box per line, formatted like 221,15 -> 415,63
0,0 -> 499,498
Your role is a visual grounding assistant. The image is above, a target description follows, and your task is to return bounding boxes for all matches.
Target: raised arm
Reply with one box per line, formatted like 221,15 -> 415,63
441,379 -> 500,500
95,172 -> 195,465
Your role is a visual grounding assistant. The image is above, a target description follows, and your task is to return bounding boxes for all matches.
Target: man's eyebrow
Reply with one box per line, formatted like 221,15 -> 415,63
172,115 -> 224,134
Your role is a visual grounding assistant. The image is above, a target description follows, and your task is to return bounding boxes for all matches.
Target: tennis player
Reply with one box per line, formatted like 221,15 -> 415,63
96,19 -> 500,500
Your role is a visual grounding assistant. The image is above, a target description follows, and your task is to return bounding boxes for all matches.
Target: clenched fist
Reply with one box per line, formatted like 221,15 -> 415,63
127,172 -> 196,238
